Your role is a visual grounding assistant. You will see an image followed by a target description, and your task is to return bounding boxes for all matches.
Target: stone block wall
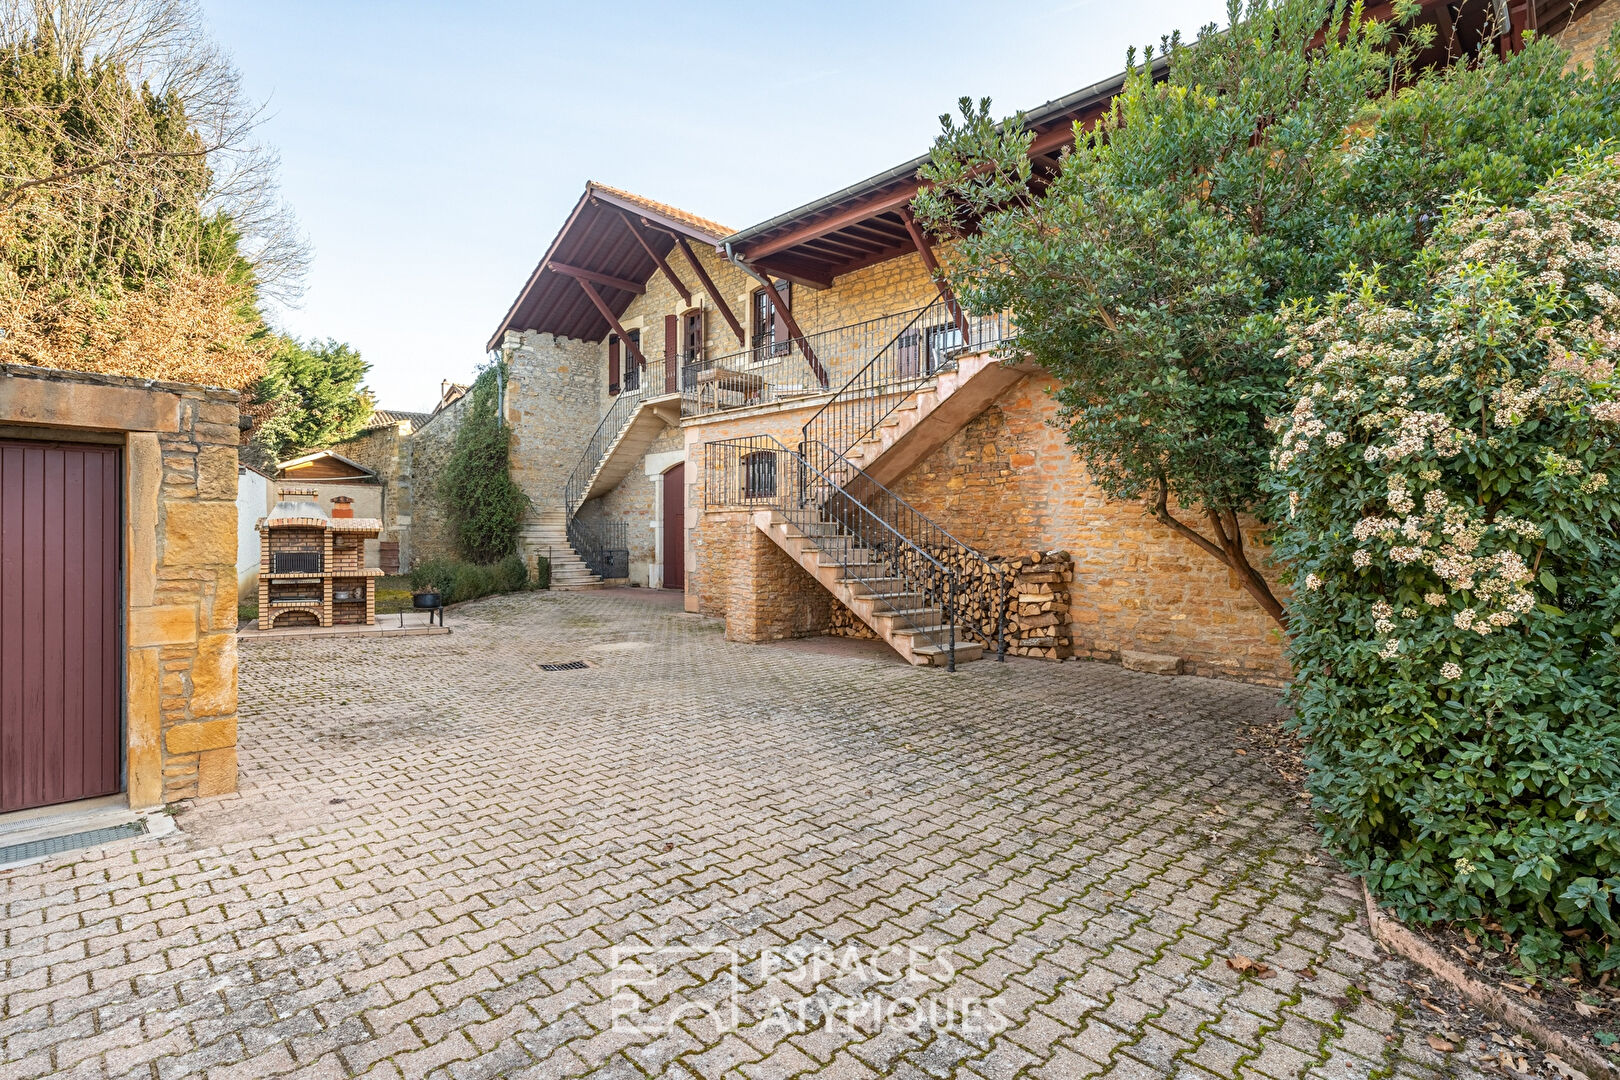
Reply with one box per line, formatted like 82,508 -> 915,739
890,373 -> 1288,683
0,364 -> 241,806
725,517 -> 832,642
333,420 -> 414,567
1556,0 -> 1619,68
504,331 -> 602,519
151,388 -> 242,800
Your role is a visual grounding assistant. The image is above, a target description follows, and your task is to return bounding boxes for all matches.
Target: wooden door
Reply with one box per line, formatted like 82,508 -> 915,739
0,440 -> 122,812
662,462 -> 685,591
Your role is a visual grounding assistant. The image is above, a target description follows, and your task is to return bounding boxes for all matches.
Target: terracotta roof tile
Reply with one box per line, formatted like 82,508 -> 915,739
587,182 -> 733,242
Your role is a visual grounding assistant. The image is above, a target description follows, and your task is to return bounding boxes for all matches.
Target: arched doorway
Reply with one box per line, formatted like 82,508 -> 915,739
662,462 -> 685,591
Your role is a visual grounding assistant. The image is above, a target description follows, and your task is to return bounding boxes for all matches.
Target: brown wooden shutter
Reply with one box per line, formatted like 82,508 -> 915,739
664,314 -> 679,394
608,337 -> 620,395
772,281 -> 791,344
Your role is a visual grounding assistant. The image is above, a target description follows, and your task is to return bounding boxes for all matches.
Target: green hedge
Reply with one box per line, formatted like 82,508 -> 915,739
408,555 -> 531,606
1269,154 -> 1620,974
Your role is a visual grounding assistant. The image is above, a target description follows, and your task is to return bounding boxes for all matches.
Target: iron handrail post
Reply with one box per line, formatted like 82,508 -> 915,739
997,571 -> 1008,662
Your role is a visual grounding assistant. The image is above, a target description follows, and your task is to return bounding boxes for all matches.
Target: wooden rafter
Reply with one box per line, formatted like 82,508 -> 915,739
550,262 -> 646,295
899,206 -> 967,337
613,207 -> 691,304
571,277 -> 651,369
756,270 -> 828,387
674,236 -> 746,345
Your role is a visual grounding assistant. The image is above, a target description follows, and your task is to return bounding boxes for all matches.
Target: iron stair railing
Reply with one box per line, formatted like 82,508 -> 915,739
566,518 -> 629,580
561,355 -> 675,576
562,355 -> 673,517
706,434 -> 1008,669
801,437 -> 1008,664
801,296 -> 1017,467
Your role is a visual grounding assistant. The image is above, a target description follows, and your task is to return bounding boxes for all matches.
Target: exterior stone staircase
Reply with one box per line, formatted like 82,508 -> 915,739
754,509 -> 984,667
570,396 -> 679,512
519,509 -> 602,590
837,348 -> 1035,488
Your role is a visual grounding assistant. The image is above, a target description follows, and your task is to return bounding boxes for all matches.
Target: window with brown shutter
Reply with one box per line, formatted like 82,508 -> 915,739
623,329 -> 641,392
608,336 -> 620,395
681,308 -> 704,363
751,282 -> 791,360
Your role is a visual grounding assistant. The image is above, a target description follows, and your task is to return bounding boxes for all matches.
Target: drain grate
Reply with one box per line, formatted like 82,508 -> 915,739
0,821 -> 147,867
539,660 -> 591,671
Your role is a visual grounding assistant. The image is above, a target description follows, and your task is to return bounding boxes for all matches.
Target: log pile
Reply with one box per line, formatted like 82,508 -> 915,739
825,549 -> 1073,660
829,602 -> 878,640
970,549 -> 1073,660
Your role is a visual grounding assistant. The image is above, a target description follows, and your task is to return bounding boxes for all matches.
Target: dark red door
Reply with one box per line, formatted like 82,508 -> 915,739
1,441 -> 122,812
663,463 -> 685,591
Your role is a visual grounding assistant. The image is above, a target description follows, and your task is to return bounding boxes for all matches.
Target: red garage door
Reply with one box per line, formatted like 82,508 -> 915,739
0,441 -> 122,813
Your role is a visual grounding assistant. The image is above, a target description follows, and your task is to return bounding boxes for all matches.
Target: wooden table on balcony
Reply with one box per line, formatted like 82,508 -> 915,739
693,366 -> 767,411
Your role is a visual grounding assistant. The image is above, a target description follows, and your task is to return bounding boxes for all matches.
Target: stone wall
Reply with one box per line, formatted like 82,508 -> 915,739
1557,0 -> 1619,68
408,392 -> 471,565
702,512 -> 832,642
890,373 -> 1288,684
151,387 -> 241,800
574,423 -> 682,582
504,331 -> 602,519
333,420 -> 414,567
0,364 -> 240,805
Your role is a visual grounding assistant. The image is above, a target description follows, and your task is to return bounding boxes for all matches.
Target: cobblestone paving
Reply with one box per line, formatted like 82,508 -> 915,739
1,589 -> 1485,1080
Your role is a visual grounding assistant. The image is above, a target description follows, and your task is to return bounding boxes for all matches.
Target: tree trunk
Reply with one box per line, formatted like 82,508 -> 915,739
1149,478 -> 1288,629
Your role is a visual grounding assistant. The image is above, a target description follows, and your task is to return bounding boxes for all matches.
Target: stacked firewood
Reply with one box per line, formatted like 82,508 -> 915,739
953,549 -> 1074,659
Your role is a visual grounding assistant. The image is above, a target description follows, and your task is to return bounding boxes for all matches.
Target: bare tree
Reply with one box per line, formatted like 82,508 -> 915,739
0,0 -> 309,304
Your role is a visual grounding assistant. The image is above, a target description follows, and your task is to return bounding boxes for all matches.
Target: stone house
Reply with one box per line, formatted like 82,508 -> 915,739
483,0 -> 1613,684
1,365 -> 240,813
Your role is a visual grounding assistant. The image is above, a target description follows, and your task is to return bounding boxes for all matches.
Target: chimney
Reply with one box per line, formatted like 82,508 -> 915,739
331,495 -> 355,519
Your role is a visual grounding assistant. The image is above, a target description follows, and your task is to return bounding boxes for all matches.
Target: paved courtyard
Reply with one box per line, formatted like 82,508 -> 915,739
1,589 -> 1486,1080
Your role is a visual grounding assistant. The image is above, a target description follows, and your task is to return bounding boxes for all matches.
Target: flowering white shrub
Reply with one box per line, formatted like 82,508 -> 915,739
1270,152 -> 1620,971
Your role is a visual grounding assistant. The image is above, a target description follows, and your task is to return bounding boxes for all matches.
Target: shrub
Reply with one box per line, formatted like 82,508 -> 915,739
535,554 -> 551,591
440,365 -> 529,563
408,554 -> 531,606
1269,153 -> 1620,972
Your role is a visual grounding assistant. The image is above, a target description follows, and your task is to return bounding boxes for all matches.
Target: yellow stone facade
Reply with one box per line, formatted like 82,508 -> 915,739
0,365 -> 240,807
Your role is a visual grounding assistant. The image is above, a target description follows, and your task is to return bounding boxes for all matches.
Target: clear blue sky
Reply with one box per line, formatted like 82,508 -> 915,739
200,0 -> 1227,412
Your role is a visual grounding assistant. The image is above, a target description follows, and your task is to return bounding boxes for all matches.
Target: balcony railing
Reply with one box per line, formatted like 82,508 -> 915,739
803,297 -> 1017,466
681,307 -> 931,418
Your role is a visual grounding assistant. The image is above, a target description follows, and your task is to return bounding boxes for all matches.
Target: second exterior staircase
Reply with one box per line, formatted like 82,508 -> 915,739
707,435 -> 1007,669
519,510 -> 603,590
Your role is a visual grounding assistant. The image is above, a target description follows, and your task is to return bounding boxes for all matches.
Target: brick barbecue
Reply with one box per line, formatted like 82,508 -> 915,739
257,487 -> 383,628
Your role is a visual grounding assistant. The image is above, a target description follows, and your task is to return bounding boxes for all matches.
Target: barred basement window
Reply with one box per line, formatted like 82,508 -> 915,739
741,450 -> 776,499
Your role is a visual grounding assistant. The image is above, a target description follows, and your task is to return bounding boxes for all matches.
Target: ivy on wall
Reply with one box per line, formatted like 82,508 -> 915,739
439,364 -> 529,564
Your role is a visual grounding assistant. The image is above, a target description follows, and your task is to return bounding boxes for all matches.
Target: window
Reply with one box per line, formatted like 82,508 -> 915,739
622,329 -> 641,392
924,322 -> 962,373
741,450 -> 777,500
681,309 -> 704,363
751,281 -> 791,360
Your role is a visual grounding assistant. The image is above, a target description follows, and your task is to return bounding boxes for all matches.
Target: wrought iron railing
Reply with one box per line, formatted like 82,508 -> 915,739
563,355 -> 677,516
705,434 -> 1007,669
802,296 -> 1017,467
682,307 -> 933,418
567,517 -> 629,579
